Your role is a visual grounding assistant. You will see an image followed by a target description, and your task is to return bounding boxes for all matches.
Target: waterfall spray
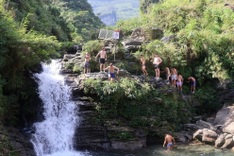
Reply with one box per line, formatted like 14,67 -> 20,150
31,60 -> 88,156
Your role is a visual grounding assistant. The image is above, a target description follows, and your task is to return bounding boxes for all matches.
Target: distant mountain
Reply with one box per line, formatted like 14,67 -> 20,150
87,0 -> 140,26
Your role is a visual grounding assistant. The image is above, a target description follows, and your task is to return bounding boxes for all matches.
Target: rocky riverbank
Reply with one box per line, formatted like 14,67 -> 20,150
0,125 -> 35,156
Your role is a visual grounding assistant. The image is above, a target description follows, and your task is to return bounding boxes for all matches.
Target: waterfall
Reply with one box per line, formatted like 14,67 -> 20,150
31,60 -> 89,156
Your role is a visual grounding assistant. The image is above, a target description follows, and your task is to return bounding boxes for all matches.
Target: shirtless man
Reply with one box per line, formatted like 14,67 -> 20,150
140,55 -> 148,76
188,76 -> 196,93
104,63 -> 119,83
152,54 -> 162,80
163,133 -> 176,151
95,47 -> 107,72
165,67 -> 171,81
171,68 -> 177,87
176,73 -> 183,92
84,52 -> 91,74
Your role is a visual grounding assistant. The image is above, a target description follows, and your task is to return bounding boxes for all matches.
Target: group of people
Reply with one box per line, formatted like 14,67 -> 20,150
140,55 -> 196,93
84,47 -> 119,82
84,47 -> 196,93
85,48 -> 186,151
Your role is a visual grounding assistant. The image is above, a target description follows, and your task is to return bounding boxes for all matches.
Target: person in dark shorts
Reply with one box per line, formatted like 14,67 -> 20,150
95,47 -> 107,72
188,76 -> 196,93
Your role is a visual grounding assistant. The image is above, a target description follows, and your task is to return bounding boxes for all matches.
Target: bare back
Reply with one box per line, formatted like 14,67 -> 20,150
140,57 -> 146,65
177,74 -> 183,82
153,56 -> 162,65
107,65 -> 119,73
165,135 -> 174,144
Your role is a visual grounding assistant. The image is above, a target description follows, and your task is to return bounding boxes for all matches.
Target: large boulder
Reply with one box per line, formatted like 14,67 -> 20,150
196,120 -> 216,131
215,133 -> 226,148
193,128 -> 218,144
221,133 -> 234,149
214,105 -> 234,134
202,129 -> 218,144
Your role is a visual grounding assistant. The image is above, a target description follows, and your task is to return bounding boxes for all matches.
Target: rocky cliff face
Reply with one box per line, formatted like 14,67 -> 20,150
189,89 -> 234,149
64,70 -> 147,151
99,11 -> 117,26
87,0 -> 139,26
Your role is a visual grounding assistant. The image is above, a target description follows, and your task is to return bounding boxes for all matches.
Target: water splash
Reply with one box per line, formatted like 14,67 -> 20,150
31,60 -> 88,156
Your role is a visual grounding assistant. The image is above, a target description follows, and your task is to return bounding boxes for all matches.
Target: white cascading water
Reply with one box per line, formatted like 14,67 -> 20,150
31,60 -> 89,156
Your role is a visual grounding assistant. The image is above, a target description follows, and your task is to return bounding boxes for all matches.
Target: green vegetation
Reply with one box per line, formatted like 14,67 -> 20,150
8,0 -> 104,42
0,0 -> 234,148
0,0 -> 103,126
0,0 -> 61,125
83,78 -> 192,134
114,0 -> 234,113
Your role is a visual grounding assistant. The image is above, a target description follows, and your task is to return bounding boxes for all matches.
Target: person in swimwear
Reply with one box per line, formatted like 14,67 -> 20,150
104,63 -> 119,83
188,76 -> 196,93
152,54 -> 162,80
84,52 -> 91,74
163,133 -> 176,151
140,55 -> 148,76
176,73 -> 183,92
165,67 -> 171,81
170,67 -> 177,87
95,47 -> 107,72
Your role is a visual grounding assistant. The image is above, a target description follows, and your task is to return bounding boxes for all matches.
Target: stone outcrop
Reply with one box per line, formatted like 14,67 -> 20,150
64,71 -> 148,151
99,11 -> 117,26
0,126 -> 35,156
62,51 -> 234,151
192,104 -> 234,149
122,28 -> 164,52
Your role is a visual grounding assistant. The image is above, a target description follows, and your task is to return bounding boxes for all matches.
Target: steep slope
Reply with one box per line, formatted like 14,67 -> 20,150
7,0 -> 104,42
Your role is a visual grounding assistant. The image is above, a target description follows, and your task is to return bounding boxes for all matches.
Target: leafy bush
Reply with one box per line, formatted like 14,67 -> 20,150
82,77 -> 192,132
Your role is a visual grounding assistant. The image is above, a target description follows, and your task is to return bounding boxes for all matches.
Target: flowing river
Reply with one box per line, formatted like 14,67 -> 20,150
31,60 -> 233,156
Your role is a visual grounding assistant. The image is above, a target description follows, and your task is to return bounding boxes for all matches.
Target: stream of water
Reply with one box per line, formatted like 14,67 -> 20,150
30,60 -> 233,156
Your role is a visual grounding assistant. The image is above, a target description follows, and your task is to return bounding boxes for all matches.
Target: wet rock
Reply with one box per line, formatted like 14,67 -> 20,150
215,133 -> 225,148
202,129 -> 218,144
196,120 -> 216,131
193,129 -> 203,140
221,134 -> 234,149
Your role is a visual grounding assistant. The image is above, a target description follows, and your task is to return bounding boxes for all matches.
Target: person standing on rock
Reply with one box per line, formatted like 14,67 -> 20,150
152,54 -> 162,80
165,67 -> 171,82
163,133 -> 176,151
95,47 -> 107,72
140,55 -> 148,76
171,67 -> 177,87
84,52 -> 91,74
104,63 -> 119,83
188,76 -> 196,93
176,73 -> 183,92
